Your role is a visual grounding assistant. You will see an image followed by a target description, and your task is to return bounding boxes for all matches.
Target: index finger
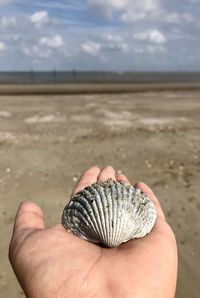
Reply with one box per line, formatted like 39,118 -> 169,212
72,166 -> 101,196
135,182 -> 165,220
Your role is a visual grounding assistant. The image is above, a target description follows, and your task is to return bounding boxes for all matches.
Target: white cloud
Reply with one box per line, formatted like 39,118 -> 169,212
148,30 -> 166,43
22,35 -> 65,59
121,11 -> 145,22
28,2 -> 84,11
89,0 -> 126,10
102,34 -> 129,52
0,16 -> 16,27
81,41 -> 101,55
0,0 -> 11,5
134,30 -> 166,44
0,0 -> 199,70
22,45 -> 52,58
89,0 -> 161,21
166,13 -> 181,24
30,11 -> 49,27
166,13 -> 194,24
119,43 -> 129,52
22,47 -> 31,56
121,0 -> 161,22
88,0 -> 127,19
0,41 -> 6,51
103,34 -> 122,42
39,35 -> 64,48
9,34 -> 20,42
107,41 -> 130,52
133,44 -> 165,55
22,45 -> 40,57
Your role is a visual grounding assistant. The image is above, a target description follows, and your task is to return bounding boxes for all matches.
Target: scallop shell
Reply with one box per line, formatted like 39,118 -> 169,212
62,179 -> 157,247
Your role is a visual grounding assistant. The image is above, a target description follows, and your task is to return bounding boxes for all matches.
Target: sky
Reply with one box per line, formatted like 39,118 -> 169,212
0,0 -> 200,71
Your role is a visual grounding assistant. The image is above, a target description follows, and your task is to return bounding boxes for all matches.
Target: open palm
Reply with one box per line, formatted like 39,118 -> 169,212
9,166 -> 177,298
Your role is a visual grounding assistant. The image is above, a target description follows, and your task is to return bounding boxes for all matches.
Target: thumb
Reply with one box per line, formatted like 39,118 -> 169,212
9,201 -> 45,260
12,201 -> 45,236
9,202 -> 45,292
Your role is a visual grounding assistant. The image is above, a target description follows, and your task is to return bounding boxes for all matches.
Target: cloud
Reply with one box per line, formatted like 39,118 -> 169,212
39,35 -> 64,48
134,30 -> 166,44
88,0 -> 162,21
0,16 -> 16,27
22,45 -> 52,58
166,13 -> 194,24
88,0 -> 126,10
0,41 -> 6,51
104,34 -> 122,42
133,44 -> 165,55
102,34 -> 130,52
120,0 -> 161,22
28,1 -> 85,11
81,41 -> 101,55
88,0 -> 127,19
22,46 -> 39,57
22,34 -> 64,60
7,34 -> 20,42
0,0 -> 200,70
30,11 -> 49,27
0,0 -> 11,5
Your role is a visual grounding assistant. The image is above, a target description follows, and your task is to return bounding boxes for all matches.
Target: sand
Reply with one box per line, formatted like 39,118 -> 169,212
0,82 -> 200,95
0,89 -> 200,297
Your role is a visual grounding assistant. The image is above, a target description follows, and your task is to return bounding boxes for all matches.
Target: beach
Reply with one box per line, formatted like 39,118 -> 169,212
0,87 -> 199,297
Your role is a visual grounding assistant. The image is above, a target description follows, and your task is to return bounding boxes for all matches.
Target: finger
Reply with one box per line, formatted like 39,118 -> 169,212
116,173 -> 130,185
98,165 -> 116,182
135,182 -> 165,220
13,201 -> 45,235
72,166 -> 101,196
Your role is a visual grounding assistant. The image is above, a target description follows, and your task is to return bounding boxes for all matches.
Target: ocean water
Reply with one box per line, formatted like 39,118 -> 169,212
0,71 -> 200,84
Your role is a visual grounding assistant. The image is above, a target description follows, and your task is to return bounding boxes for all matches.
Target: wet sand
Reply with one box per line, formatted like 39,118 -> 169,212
0,82 -> 200,95
0,89 -> 200,297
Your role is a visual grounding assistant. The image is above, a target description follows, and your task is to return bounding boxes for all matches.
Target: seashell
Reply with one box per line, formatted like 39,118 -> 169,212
62,179 -> 157,248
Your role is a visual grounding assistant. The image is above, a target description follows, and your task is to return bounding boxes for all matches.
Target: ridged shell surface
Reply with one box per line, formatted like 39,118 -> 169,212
62,180 -> 157,247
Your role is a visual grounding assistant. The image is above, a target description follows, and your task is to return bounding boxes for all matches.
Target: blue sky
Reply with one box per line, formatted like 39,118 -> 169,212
0,0 -> 200,71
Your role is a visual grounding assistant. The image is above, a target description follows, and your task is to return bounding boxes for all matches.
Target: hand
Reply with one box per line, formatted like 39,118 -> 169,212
9,166 -> 177,298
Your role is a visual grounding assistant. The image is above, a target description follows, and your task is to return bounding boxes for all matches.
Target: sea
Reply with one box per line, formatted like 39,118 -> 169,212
0,71 -> 200,84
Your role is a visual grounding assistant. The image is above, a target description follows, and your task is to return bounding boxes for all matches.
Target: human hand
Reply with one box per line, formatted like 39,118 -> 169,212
9,166 -> 177,298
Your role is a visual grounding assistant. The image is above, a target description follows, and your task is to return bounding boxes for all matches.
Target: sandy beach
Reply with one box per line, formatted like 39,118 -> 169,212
0,87 -> 199,297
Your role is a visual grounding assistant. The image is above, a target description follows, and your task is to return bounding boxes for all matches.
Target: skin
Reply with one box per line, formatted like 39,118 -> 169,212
9,166 -> 178,298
